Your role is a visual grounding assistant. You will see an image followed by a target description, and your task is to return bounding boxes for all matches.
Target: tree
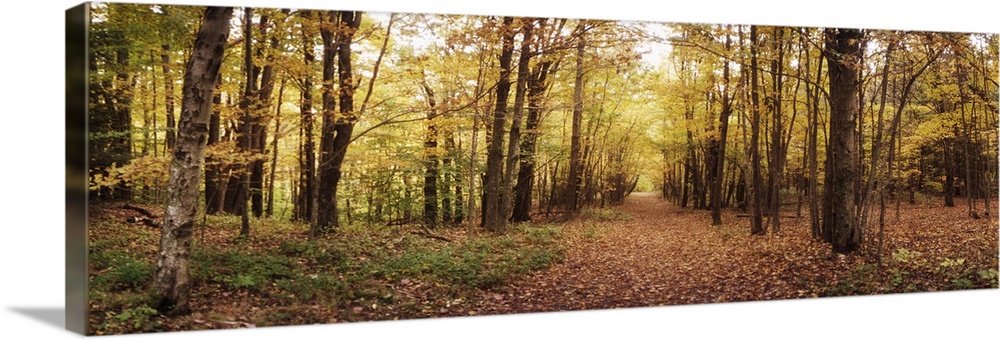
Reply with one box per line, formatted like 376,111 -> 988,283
767,27 -> 787,235
152,6 -> 233,315
501,18 -> 536,224
88,4 -> 137,201
803,28 -> 824,239
564,21 -> 588,219
822,27 -> 863,253
249,10 -> 284,218
315,11 -> 363,234
236,7 -> 255,236
158,43 -> 177,154
512,19 -> 559,222
482,16 -> 516,232
266,77 -> 286,217
709,27 -> 733,226
420,73 -> 440,227
749,25 -> 765,236
296,9 -> 318,223
204,75 -> 224,214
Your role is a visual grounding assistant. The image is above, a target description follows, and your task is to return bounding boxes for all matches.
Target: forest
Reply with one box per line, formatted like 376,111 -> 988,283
84,3 -> 999,334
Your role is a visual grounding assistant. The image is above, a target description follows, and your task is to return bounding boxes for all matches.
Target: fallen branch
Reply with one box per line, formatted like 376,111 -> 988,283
385,218 -> 416,226
122,204 -> 157,218
122,204 -> 161,228
736,214 -> 801,219
126,216 -> 161,228
410,229 -> 453,242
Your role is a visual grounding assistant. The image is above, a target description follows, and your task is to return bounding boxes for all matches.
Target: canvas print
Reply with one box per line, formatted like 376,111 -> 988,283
71,0 -> 999,335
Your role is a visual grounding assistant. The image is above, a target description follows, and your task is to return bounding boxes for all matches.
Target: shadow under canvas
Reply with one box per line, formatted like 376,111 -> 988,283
10,307 -> 66,331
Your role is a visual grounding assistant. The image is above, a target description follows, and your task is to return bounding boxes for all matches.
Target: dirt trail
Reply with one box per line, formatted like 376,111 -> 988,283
467,192 -> 998,316
472,192 -> 838,314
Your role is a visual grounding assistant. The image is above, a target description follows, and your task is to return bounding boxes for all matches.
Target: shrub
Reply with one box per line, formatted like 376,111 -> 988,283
192,247 -> 299,292
274,274 -> 348,304
90,249 -> 154,291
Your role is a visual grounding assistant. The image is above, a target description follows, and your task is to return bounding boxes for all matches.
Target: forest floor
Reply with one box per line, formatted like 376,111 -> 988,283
86,193 -> 998,334
474,193 -> 998,315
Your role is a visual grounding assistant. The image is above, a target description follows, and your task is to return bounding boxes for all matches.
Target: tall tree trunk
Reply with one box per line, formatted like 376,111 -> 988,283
564,22 -> 587,219
331,10 -> 363,226
250,13 -> 281,218
315,11 -> 362,234
139,68 -> 151,158
153,6 -> 232,315
150,51 -> 160,160
502,19 -> 534,223
483,16 -> 516,232
957,54 -> 975,217
768,27 -> 785,235
806,28 -> 823,239
749,25 -> 765,236
467,42 -> 488,227
823,28 -> 863,253
420,76 -> 439,228
453,166 -> 465,224
686,125 -> 699,210
446,133 -> 463,224
266,78 -> 285,217
860,39 -> 894,256
944,137 -> 956,207
710,29 -> 732,226
162,44 -> 176,152
315,11 -> 341,233
297,10 -> 317,222
441,139 -> 453,225
205,75 -> 223,214
513,60 -> 553,222
238,8 -> 256,237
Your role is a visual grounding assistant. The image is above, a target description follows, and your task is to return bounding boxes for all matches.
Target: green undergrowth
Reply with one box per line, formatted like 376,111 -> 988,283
88,210 -> 564,333
580,207 -> 633,222
824,247 -> 999,296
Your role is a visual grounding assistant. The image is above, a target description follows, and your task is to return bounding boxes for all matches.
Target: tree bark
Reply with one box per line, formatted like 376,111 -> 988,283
420,76 -> 439,228
153,6 -> 233,315
162,44 -> 176,152
482,16 -> 516,232
564,22 -> 587,219
297,10 -> 317,222
502,19 -> 534,223
238,8 -> 255,237
768,27 -> 785,235
944,137 -> 956,207
805,28 -> 823,239
823,27 -> 863,253
204,75 -> 223,214
710,29 -> 732,226
315,11 -> 362,234
749,25 -> 765,236
513,60 -> 553,222
266,78 -> 285,217
315,11 -> 341,233
249,12 -> 284,218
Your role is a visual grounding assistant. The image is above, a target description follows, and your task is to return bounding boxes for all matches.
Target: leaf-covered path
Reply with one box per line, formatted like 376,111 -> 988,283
470,192 -> 998,315
85,192 -> 996,333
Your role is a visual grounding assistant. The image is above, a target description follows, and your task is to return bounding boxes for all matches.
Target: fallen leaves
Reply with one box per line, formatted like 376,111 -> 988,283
87,195 -> 997,334
471,194 -> 998,315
